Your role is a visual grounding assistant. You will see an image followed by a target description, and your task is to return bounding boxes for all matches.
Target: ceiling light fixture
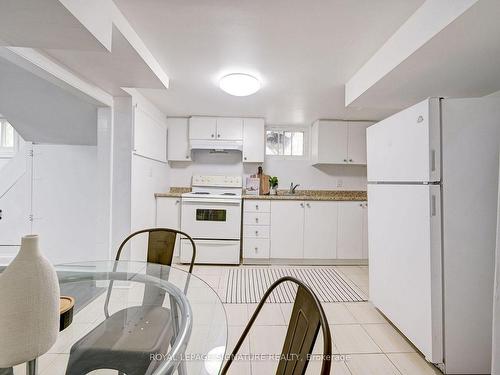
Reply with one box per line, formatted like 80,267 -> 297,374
219,73 -> 260,96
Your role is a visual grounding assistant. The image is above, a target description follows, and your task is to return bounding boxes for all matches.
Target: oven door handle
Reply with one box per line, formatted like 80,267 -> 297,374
181,197 -> 241,205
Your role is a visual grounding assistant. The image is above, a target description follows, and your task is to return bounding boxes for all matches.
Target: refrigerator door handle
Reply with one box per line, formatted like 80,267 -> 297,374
431,194 -> 437,216
431,149 -> 436,172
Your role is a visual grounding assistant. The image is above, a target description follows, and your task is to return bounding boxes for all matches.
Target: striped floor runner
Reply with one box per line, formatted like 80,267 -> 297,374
222,267 -> 367,303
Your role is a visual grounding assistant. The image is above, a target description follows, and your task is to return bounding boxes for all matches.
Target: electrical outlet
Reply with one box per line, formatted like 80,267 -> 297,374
337,179 -> 343,188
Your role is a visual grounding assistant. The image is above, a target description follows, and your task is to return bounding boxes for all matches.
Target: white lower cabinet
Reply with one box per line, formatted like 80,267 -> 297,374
155,197 -> 181,256
242,200 -> 271,261
303,201 -> 338,259
270,201 -> 305,259
337,202 -> 364,259
362,201 -> 368,258
243,238 -> 270,259
243,198 -> 368,263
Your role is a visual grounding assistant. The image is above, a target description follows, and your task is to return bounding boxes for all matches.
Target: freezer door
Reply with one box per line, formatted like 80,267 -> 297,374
367,98 -> 441,183
368,184 -> 443,364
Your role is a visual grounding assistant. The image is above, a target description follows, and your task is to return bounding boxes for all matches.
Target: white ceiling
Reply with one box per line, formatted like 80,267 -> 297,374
114,0 -> 424,124
45,25 -> 166,96
349,0 -> 500,109
0,0 -> 107,50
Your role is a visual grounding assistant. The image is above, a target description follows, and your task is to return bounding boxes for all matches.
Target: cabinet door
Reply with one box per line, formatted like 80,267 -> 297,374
303,201 -> 338,259
216,117 -> 243,140
242,118 -> 265,162
270,201 -> 304,259
347,122 -> 370,165
362,202 -> 368,259
189,117 -> 217,140
167,118 -> 191,161
337,202 -> 364,259
317,121 -> 348,163
156,197 -> 181,256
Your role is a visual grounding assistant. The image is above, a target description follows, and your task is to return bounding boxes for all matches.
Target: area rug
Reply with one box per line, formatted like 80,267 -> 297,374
222,267 -> 367,303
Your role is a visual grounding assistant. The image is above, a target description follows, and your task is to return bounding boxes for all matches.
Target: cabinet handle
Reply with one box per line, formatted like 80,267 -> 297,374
185,155 -> 189,159
343,159 -> 347,162
255,217 -> 259,223
254,247 -> 258,252
349,159 -> 353,162
255,230 -> 259,236
211,134 -> 215,138
244,157 -> 247,160
217,134 -> 221,138
300,203 -> 304,208
176,200 -> 180,204
306,203 -> 310,208
359,203 -> 363,207
255,205 -> 259,210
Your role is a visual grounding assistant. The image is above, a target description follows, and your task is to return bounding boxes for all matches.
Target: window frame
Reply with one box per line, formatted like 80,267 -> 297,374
0,119 -> 19,158
265,125 -> 309,160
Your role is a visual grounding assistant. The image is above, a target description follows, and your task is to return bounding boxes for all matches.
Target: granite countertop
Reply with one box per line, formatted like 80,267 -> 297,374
156,188 -> 367,201
243,190 -> 367,201
155,187 -> 190,198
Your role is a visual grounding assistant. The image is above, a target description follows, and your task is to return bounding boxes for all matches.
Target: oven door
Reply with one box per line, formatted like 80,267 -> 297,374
181,197 -> 242,240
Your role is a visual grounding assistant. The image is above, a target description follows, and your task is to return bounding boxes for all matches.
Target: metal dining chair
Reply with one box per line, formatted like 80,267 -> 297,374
65,228 -> 196,375
222,276 -> 332,375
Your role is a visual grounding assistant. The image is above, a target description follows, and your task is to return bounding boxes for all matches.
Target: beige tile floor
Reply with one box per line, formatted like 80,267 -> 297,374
12,264 -> 442,375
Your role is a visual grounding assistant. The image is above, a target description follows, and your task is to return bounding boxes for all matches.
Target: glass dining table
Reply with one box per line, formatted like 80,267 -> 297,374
36,261 -> 227,375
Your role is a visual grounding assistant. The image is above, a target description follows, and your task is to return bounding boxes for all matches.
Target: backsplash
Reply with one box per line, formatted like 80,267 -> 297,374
167,150 -> 367,190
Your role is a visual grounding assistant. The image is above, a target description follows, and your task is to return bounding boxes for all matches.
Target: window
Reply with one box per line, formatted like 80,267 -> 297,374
266,128 -> 306,157
0,119 -> 18,156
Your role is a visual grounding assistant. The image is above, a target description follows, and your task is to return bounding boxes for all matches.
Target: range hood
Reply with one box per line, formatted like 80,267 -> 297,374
189,139 -> 243,152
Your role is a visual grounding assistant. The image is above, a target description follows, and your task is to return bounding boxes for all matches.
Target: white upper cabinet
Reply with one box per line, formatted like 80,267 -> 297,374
311,120 -> 372,165
242,118 -> 265,163
189,116 -> 217,140
311,120 -> 348,164
167,118 -> 191,161
216,117 -> 243,140
189,116 -> 243,141
347,122 -> 370,165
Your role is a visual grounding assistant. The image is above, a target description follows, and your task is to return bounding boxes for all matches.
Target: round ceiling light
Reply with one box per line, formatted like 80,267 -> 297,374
219,73 -> 261,96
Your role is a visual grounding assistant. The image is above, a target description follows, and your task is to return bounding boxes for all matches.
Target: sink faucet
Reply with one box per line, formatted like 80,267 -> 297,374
289,182 -> 300,194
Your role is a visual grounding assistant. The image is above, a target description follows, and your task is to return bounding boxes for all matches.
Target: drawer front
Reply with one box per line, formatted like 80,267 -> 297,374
244,200 -> 271,213
243,212 -> 271,226
243,225 -> 270,239
180,239 -> 240,265
243,238 -> 270,259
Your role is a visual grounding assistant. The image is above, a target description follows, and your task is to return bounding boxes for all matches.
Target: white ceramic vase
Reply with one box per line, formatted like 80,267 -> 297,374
0,235 -> 60,368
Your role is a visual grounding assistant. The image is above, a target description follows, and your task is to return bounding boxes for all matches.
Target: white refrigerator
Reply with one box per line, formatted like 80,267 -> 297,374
367,97 -> 500,374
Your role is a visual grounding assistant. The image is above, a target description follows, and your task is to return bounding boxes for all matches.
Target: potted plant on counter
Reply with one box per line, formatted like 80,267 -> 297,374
269,176 -> 279,195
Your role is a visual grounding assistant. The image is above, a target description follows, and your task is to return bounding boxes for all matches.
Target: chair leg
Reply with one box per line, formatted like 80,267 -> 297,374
26,359 -> 37,375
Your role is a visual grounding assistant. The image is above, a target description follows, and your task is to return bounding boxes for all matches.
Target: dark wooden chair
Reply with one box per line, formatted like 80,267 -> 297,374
222,276 -> 332,375
65,228 -> 196,375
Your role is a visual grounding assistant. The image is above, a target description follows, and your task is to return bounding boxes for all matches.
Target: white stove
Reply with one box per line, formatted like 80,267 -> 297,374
180,175 -> 242,265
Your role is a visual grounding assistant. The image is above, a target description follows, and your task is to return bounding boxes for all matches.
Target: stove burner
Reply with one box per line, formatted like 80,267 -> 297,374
193,192 -> 210,195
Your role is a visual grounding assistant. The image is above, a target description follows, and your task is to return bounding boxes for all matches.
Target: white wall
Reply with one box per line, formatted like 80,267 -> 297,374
0,158 -> 9,171
31,144 -> 98,264
168,152 -> 367,191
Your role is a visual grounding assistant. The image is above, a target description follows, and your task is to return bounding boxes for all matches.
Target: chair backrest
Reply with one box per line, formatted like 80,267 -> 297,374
222,276 -> 332,375
115,228 -> 196,273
